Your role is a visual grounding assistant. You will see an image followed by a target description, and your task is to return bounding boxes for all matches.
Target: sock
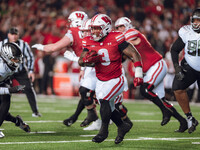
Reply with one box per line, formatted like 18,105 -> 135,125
73,99 -> 85,118
185,112 -> 192,118
111,109 -> 123,127
5,113 -> 16,124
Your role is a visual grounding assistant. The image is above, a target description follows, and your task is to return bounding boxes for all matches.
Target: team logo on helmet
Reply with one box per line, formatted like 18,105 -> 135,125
68,11 -> 88,27
0,42 -> 22,70
90,14 -> 112,41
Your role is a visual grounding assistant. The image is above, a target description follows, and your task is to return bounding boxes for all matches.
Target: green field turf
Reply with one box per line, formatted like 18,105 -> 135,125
0,94 -> 200,150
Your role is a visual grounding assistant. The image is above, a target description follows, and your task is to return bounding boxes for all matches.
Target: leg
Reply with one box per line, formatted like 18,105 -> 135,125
111,109 -> 132,144
79,86 -> 98,127
14,72 -> 40,116
92,99 -> 111,143
5,113 -> 30,132
0,95 -> 11,126
174,90 -> 198,133
115,102 -> 133,128
161,98 -> 187,132
63,98 -> 85,126
172,60 -> 200,134
140,83 -> 172,126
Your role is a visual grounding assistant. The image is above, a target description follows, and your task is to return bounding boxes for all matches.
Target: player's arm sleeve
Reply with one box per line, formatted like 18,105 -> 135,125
24,42 -> 35,73
170,36 -> 185,65
118,41 -> 130,52
83,48 -> 89,52
65,30 -> 73,43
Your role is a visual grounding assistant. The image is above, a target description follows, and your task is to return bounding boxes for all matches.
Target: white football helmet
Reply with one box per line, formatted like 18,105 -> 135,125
0,42 -> 22,69
80,19 -> 91,38
68,11 -> 88,27
91,14 -> 112,41
115,17 -> 133,32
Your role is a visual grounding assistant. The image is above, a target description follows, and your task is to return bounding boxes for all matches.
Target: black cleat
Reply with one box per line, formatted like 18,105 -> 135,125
175,119 -> 188,133
63,116 -> 77,127
115,122 -> 132,144
92,133 -> 108,143
187,117 -> 199,134
80,117 -> 98,127
161,109 -> 172,126
123,117 -> 133,128
15,115 -> 30,133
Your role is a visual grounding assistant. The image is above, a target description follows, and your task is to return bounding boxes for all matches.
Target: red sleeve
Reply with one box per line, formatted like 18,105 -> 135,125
125,29 -> 138,41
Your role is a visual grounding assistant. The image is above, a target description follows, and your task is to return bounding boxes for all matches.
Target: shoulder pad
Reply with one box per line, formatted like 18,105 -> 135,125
178,25 -> 191,37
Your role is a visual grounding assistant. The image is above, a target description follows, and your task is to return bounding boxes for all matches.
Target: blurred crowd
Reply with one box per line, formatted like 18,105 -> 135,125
0,0 -> 199,101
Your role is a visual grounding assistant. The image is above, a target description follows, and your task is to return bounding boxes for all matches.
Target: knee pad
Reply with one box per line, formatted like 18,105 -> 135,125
140,83 -> 157,100
115,103 -> 127,118
79,86 -> 94,106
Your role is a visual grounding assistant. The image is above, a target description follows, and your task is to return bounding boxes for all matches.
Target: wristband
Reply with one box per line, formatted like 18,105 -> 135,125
134,61 -> 142,67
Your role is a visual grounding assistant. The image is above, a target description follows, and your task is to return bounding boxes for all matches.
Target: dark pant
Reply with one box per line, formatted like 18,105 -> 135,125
0,95 -> 11,126
13,71 -> 39,113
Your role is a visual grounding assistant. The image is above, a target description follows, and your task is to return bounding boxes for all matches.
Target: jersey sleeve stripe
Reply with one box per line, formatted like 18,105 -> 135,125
126,37 -> 137,41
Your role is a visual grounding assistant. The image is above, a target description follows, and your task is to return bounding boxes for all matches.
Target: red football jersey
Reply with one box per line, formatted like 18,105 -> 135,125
125,28 -> 162,73
66,27 -> 83,57
82,31 -> 125,81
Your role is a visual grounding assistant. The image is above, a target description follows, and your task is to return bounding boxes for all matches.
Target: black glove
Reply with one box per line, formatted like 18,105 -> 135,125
174,64 -> 185,81
8,85 -> 25,93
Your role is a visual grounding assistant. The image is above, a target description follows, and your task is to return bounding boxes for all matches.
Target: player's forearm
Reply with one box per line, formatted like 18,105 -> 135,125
123,44 -> 142,63
170,36 -> 185,67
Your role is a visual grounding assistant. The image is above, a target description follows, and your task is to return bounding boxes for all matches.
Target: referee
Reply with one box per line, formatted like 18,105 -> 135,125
0,27 -> 41,117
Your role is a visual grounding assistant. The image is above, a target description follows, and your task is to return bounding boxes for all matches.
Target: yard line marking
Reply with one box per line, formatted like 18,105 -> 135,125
29,131 -> 56,134
192,142 -> 200,144
3,120 -> 177,124
1,137 -> 200,145
80,135 -> 96,137
3,120 -> 178,124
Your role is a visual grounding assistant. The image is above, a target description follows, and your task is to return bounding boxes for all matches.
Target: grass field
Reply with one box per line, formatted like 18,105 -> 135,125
0,94 -> 200,150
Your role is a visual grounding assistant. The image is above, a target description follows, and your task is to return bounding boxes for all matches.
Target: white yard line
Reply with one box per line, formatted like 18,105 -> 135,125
0,137 -> 200,145
3,120 -> 177,123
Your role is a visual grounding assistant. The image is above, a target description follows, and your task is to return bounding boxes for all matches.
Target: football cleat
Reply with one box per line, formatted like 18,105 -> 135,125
187,116 -> 199,134
63,116 -> 77,127
115,122 -> 132,144
92,132 -> 108,143
161,109 -> 172,126
123,117 -> 133,128
0,131 -> 5,138
175,118 -> 188,133
83,119 -> 101,131
15,115 -> 31,133
80,111 -> 98,127
32,112 -> 42,117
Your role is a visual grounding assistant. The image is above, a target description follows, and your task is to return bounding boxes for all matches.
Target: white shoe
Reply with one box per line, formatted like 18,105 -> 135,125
0,131 -> 5,138
187,116 -> 193,128
109,119 -> 113,125
32,112 -> 42,117
83,119 -> 102,131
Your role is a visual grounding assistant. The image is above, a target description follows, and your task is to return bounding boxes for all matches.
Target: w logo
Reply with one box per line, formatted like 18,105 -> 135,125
75,13 -> 84,20
101,16 -> 111,24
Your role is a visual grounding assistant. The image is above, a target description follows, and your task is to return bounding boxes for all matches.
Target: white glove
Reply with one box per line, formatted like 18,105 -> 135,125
64,50 -> 79,62
32,44 -> 44,51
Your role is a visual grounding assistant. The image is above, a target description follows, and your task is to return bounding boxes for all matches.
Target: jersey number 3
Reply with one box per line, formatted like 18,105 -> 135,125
98,49 -> 110,66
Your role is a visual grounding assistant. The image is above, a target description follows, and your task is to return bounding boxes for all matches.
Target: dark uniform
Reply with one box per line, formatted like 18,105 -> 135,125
0,27 -> 41,117
0,42 -> 30,138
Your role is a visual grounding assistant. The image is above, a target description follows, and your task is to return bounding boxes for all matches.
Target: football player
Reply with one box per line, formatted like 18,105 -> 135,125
65,19 -> 133,131
171,8 -> 200,133
0,43 -> 30,138
115,17 -> 188,132
32,11 -> 99,127
79,14 -> 143,144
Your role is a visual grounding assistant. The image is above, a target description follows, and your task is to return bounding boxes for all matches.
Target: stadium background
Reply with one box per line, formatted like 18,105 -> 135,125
0,0 -> 199,100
